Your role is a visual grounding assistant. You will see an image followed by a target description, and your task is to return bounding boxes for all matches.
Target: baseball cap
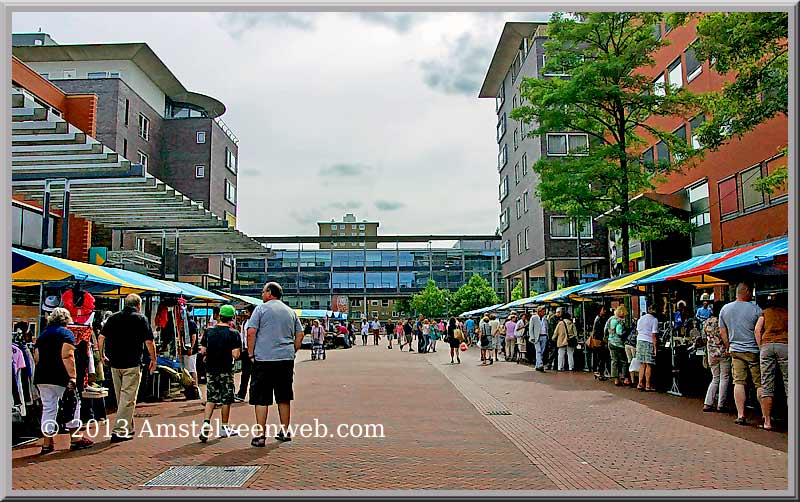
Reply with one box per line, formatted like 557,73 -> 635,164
219,304 -> 236,318
42,295 -> 61,312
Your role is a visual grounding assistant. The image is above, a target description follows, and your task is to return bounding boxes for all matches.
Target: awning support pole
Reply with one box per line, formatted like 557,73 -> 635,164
160,230 -> 167,279
41,179 -> 51,250
174,230 -> 180,282
60,179 -> 70,258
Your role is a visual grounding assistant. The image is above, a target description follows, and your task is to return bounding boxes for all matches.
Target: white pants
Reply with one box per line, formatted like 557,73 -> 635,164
704,356 -> 732,408
558,347 -> 575,371
182,354 -> 197,374
37,383 -> 82,434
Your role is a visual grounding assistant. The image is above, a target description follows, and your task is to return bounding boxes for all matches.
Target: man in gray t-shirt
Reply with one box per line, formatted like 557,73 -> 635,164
245,282 -> 304,446
718,282 -> 763,425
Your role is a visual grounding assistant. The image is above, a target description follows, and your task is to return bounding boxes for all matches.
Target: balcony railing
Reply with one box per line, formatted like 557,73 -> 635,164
215,116 -> 239,145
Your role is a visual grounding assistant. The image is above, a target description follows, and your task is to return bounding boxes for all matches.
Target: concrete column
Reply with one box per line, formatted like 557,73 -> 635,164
504,277 -> 512,302
523,268 -> 531,297
545,260 -> 557,291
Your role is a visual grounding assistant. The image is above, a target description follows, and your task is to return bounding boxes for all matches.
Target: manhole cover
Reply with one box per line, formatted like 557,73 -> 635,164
143,466 -> 260,487
485,410 -> 512,416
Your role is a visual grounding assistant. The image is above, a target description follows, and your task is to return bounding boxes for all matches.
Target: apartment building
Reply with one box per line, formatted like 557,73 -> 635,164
318,213 -> 379,249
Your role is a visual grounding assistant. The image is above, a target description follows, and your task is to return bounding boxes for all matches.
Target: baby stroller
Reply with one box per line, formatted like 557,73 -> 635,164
311,334 -> 326,360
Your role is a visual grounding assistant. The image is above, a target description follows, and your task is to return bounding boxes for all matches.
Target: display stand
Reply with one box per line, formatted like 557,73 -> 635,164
665,303 -> 682,397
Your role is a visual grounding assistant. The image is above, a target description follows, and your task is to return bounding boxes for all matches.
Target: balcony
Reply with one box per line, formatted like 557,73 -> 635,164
106,249 -> 162,274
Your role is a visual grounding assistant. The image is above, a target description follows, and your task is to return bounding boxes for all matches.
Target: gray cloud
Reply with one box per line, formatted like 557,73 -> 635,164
329,200 -> 362,210
354,12 -> 428,34
289,208 -> 322,226
375,200 -> 405,211
319,163 -> 371,177
217,12 -> 316,38
240,167 -> 262,177
419,33 -> 492,96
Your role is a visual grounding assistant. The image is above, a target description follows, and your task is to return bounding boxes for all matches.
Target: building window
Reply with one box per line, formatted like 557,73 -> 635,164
523,191 -> 529,212
718,176 -> 739,217
642,147 -> 655,171
124,99 -> 129,127
499,176 -> 509,201
501,240 -> 510,263
690,114 -> 706,150
741,165 -> 764,210
331,224 -> 338,230
672,124 -> 687,162
135,237 -> 145,252
522,152 -> 528,176
195,165 -> 205,178
654,73 -> 666,97
517,233 -> 522,254
225,179 -> 237,204
685,43 -> 702,82
550,216 -> 592,238
136,150 -> 148,169
371,300 -> 379,306
512,94 -> 518,110
38,72 -> 49,80
138,114 -> 150,141
498,144 -> 508,170
516,198 -> 522,219
332,242 -> 338,247
495,81 -> 505,113
109,71 -> 121,78
652,23 -> 662,41
87,71 -> 107,79
524,227 -> 530,250
122,138 -> 127,158
765,155 -> 788,201
351,299 -> 361,307
196,131 -> 206,144
359,231 -> 365,236
546,133 -> 589,156
500,209 -> 509,231
655,140 -> 669,167
513,128 -> 519,151
352,224 -> 357,229
359,224 -> 365,230
225,147 -> 237,174
541,54 -> 570,77
381,299 -> 390,307
667,58 -> 683,90
514,163 -> 520,184
496,113 -> 507,142
63,69 -> 76,79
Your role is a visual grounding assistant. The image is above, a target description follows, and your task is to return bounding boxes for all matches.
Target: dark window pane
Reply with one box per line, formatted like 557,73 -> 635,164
719,178 -> 739,216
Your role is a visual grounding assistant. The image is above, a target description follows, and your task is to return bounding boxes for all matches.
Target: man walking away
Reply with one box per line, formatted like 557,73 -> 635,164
235,304 -> 256,402
719,283 -> 763,426
386,320 -> 395,349
401,319 -> 414,352
465,317 -> 475,346
184,308 -> 201,400
247,282 -> 304,446
199,304 -> 241,442
98,294 -> 156,443
489,314 -> 501,362
533,306 -> 548,371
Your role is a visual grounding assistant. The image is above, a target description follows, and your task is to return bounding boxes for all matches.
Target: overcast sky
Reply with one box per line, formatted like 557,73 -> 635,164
13,11 -> 551,237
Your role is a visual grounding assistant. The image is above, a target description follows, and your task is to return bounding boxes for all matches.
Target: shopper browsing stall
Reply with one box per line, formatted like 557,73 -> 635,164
754,292 -> 788,431
635,304 -> 659,392
702,301 -> 731,413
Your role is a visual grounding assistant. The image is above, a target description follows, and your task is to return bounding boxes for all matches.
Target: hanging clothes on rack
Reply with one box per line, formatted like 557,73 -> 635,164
12,342 -> 27,417
62,286 -> 96,326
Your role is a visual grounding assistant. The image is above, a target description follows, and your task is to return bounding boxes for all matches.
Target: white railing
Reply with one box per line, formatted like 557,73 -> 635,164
215,116 -> 239,145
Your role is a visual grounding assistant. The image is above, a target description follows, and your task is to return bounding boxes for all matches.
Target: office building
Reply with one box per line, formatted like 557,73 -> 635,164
479,23 -> 609,299
318,213 -> 379,249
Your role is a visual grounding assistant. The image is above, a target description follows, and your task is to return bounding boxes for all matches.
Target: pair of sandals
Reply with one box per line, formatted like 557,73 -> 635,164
40,437 -> 94,454
251,431 -> 292,447
637,385 -> 655,392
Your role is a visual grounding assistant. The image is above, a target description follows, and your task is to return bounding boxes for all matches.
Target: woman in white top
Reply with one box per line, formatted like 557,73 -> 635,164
635,305 -> 660,392
311,319 -> 325,345
361,321 -> 369,346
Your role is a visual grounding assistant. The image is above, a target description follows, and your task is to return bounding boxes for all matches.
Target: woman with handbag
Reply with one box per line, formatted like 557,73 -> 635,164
589,306 -> 610,380
608,306 -> 630,386
479,315 -> 494,365
34,307 -> 94,454
447,317 -> 462,364
553,311 -> 578,371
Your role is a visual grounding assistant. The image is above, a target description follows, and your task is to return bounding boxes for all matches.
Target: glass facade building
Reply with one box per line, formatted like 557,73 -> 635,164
234,246 -> 503,315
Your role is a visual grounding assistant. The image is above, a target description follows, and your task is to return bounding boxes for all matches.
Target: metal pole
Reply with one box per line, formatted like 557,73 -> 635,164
41,180 -> 51,250
174,230 -> 180,282
160,230 -> 167,279
60,179 -> 70,258
363,241 -> 367,320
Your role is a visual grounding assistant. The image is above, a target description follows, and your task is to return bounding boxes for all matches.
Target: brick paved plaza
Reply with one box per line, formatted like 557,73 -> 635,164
12,343 -> 790,493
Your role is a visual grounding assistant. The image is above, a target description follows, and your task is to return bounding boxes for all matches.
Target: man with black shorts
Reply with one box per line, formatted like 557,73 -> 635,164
246,282 -> 304,446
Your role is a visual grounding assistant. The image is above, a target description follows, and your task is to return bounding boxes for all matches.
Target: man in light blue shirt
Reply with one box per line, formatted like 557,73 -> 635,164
246,282 -> 304,446
695,300 -> 713,325
465,318 -> 475,346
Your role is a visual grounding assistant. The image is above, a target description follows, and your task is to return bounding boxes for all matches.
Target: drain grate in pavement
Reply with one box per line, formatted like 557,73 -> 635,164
142,466 -> 260,487
485,410 -> 512,416
134,413 -> 156,418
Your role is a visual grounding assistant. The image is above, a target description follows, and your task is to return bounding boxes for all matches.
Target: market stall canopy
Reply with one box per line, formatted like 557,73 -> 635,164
460,303 -> 505,317
293,309 -> 348,320
170,282 -> 227,302
216,291 -> 264,306
710,237 -> 789,274
13,247 -> 155,295
99,267 -> 183,296
665,244 -> 763,286
588,265 -> 672,295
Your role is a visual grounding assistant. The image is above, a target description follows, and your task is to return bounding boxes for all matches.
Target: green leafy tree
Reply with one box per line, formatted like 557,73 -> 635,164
670,12 -> 788,194
394,298 -> 412,317
451,274 -> 501,315
409,279 -> 451,318
510,281 -> 524,301
511,12 -> 702,267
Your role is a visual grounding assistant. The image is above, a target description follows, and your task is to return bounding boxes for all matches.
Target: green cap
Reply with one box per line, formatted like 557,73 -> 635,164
219,304 -> 236,318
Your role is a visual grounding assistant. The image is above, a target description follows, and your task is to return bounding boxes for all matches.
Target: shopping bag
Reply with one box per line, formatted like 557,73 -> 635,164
459,342 -> 468,352
629,357 -> 641,373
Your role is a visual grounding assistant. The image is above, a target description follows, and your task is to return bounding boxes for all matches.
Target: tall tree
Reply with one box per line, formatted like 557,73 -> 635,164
452,274 -> 501,315
409,279 -> 451,318
510,281 -> 524,301
511,12 -> 702,267
670,12 -> 789,194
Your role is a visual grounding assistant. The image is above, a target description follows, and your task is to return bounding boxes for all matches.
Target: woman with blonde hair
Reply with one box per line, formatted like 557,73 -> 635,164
34,307 -> 94,453
608,305 -> 630,386
479,315 -> 493,365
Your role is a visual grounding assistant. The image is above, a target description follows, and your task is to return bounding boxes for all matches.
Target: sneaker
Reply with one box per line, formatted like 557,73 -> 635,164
219,425 -> 239,438
110,434 -> 134,444
199,422 -> 212,443
275,430 -> 292,442
233,395 -> 244,403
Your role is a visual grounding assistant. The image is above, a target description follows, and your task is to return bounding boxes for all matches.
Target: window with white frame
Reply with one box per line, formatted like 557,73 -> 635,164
63,69 -> 76,79
541,54 -> 570,77
517,233 -> 522,254
501,240 -> 510,263
331,224 -> 338,230
523,191 -> 529,212
522,152 -> 528,176
496,114 -> 507,142
514,163 -> 520,184
371,300 -> 379,306
138,114 -> 150,141
499,176 -> 509,201
513,128 -> 519,151
654,73 -> 666,97
546,133 -> 589,156
225,147 -> 237,174
500,209 -> 509,231
498,144 -> 508,170
667,58 -> 683,90
359,224 -> 365,230
136,150 -> 148,169
690,114 -> 705,149
225,179 -> 237,204
38,72 -> 49,80
516,198 -> 522,219
87,71 -> 108,79
495,81 -> 505,112
109,71 -> 121,78
135,237 -> 145,252
520,119 -> 527,136
381,299 -> 390,307
685,43 -> 702,82
550,216 -> 593,238
196,131 -> 206,144
195,165 -> 205,178
524,227 -> 530,250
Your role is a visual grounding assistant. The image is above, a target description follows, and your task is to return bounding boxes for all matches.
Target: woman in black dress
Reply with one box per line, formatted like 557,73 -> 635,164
447,317 -> 461,364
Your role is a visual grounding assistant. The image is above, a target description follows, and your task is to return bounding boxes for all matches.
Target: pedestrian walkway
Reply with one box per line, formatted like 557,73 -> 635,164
428,347 -> 789,491
11,343 -> 789,492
